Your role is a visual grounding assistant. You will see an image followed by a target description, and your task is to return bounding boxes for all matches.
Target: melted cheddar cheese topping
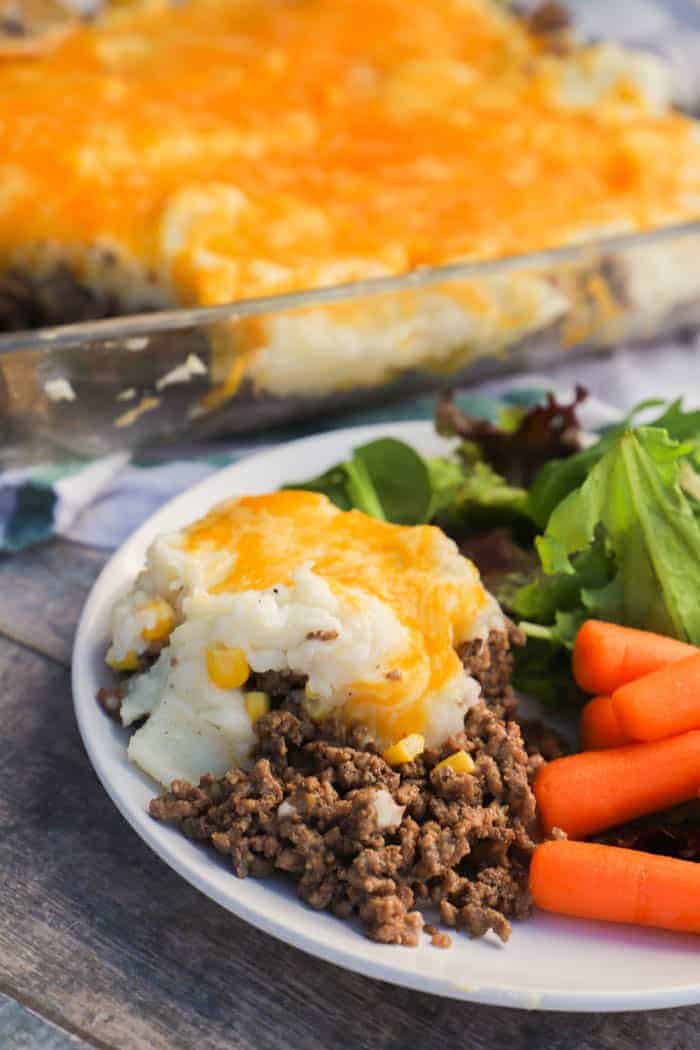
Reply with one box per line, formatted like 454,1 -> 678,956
2,0 -> 700,307
182,489 -> 488,742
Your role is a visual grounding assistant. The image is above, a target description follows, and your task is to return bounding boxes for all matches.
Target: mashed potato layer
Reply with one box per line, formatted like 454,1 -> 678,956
108,491 -> 505,785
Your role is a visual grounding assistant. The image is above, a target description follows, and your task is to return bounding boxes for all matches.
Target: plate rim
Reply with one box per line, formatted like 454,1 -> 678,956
72,420 -> 700,1013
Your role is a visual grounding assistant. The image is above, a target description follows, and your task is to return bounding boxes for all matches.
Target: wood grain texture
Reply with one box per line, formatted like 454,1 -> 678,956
1,540 -> 700,1049
0,993 -> 89,1049
0,540 -> 108,664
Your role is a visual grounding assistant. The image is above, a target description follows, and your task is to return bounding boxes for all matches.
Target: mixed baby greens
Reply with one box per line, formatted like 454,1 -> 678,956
288,392 -> 700,707
289,436 -> 464,525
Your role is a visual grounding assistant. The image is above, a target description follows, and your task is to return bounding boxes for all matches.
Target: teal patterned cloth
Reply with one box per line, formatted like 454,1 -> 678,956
0,387 -> 549,553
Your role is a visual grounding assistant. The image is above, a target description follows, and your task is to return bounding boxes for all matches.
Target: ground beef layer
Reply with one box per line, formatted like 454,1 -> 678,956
0,264 -> 162,332
0,265 -> 121,331
150,686 -> 537,947
457,622 -> 523,720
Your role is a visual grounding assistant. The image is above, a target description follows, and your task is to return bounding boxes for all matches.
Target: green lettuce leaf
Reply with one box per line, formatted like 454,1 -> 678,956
425,456 -> 465,521
287,437 -> 434,523
528,398 -> 700,529
511,532 -> 614,625
290,465 -> 353,510
510,424 -> 700,708
436,460 -> 532,538
287,436 -> 531,531
537,427 -> 700,642
508,424 -> 700,705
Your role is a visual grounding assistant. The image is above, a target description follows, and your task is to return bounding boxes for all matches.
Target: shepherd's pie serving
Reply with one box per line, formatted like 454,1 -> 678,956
103,489 -> 540,945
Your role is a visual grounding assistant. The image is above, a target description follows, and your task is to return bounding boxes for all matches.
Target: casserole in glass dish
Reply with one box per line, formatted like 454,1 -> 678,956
2,0 -> 700,462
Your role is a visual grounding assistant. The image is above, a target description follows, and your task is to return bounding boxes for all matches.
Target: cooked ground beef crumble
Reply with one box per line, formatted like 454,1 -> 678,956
457,622 -> 523,720
149,628 -> 539,947
0,263 -> 163,333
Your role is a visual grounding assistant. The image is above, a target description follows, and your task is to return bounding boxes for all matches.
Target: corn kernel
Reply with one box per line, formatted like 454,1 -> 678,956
304,682 -> 336,722
304,695 -> 333,722
106,649 -> 141,673
245,691 -> 270,724
383,733 -> 425,766
206,644 -> 249,689
433,749 -> 475,775
142,599 -> 176,642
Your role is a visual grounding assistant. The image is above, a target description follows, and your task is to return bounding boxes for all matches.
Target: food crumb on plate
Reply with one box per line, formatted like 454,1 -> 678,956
425,925 -> 453,949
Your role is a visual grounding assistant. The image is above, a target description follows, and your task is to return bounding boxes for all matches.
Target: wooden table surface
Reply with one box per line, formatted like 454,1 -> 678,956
1,538 -> 699,1050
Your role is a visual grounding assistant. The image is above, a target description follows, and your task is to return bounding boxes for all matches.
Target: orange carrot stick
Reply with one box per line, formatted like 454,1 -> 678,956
579,694 -> 630,750
530,840 -> 700,935
534,731 -> 700,839
573,620 -> 695,696
612,651 -> 700,743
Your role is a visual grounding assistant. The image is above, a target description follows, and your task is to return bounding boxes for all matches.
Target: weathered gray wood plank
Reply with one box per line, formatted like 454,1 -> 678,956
2,612 -> 700,1050
0,540 -> 108,664
0,993 -> 90,1049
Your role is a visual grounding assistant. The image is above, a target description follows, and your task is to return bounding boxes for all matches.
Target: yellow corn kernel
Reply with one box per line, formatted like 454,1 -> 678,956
142,599 -> 176,642
304,683 -> 335,722
245,691 -> 270,724
383,733 -> 425,767
206,644 -> 249,689
106,649 -> 141,673
433,749 -> 475,775
304,696 -> 333,722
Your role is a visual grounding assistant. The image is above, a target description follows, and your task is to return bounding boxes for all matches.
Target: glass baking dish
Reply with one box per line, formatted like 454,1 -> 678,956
2,218 -> 700,467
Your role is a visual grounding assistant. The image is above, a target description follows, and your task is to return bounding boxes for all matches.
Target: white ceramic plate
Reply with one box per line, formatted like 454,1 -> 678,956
73,421 -> 700,1013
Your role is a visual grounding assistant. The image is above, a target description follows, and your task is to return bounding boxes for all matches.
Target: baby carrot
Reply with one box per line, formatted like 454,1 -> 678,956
579,694 -> 630,750
613,651 -> 700,742
534,731 -> 700,839
573,620 -> 695,695
531,840 -> 700,936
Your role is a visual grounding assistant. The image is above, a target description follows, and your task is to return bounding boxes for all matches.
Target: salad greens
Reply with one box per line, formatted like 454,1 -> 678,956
288,393 -> 700,707
511,425 -> 700,703
437,386 -> 586,488
287,435 -> 528,529
528,398 -> 700,528
289,437 -> 443,524
522,428 -> 700,643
